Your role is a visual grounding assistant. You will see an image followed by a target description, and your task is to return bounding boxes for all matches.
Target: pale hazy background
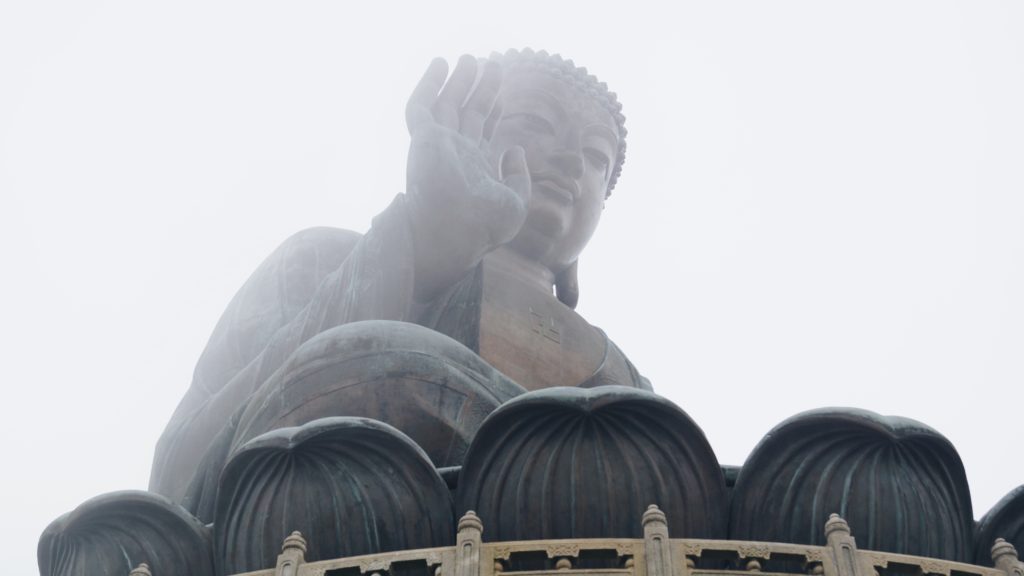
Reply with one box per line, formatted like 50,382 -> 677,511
2,2 -> 1022,574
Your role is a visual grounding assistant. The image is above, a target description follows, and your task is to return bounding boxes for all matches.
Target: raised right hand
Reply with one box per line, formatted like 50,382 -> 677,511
405,55 -> 531,250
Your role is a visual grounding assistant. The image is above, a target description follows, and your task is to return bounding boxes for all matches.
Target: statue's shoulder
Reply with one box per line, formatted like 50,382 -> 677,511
191,226 -> 364,399
272,226 -> 363,263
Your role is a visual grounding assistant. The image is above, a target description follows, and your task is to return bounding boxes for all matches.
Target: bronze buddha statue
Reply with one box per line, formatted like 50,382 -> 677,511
149,49 -> 650,512
40,50 -> 994,576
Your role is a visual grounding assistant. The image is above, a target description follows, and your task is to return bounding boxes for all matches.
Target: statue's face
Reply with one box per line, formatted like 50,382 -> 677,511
488,70 -> 620,274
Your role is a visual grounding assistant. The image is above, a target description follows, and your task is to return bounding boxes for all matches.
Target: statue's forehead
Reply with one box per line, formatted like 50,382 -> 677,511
500,71 -> 615,129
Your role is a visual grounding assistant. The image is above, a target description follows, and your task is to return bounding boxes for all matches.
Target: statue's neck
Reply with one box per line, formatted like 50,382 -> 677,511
484,247 -> 556,297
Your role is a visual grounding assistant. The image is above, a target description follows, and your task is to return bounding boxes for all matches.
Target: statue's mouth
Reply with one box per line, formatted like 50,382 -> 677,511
532,176 -> 578,206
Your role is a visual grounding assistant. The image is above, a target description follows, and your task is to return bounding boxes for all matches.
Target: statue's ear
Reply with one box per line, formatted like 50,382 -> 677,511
555,260 -> 579,309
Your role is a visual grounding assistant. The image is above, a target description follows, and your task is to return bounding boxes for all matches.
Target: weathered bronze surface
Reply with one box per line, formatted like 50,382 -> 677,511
38,491 -> 213,576
215,417 -> 454,574
978,486 -> 1024,565
149,50 -> 646,509
456,387 -> 728,541
730,408 -> 975,562
38,50 -> 1024,576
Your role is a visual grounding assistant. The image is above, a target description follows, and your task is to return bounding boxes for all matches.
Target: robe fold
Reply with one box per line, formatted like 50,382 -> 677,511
151,194 -> 649,509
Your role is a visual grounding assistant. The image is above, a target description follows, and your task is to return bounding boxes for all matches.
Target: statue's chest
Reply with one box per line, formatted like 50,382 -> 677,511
476,266 -> 606,391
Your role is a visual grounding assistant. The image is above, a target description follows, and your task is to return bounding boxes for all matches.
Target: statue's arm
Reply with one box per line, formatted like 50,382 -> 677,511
153,56 -> 530,500
403,56 -> 530,304
152,197 -> 417,501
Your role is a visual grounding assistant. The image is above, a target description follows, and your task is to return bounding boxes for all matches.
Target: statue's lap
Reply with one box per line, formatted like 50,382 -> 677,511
231,320 -> 526,469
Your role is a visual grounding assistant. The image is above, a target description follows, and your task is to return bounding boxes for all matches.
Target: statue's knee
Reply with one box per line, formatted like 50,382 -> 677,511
286,320 -> 490,375
234,321 -> 525,468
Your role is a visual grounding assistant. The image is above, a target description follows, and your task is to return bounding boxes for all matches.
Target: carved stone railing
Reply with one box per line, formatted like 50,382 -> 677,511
131,506 -> 1024,576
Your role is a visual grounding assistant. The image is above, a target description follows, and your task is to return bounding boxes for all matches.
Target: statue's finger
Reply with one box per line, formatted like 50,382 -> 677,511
406,58 -> 448,135
482,100 -> 503,142
460,109 -> 487,143
461,60 -> 502,142
499,146 -> 531,203
432,54 -> 477,131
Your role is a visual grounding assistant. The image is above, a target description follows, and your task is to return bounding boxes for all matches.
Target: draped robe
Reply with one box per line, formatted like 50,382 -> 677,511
151,194 -> 650,514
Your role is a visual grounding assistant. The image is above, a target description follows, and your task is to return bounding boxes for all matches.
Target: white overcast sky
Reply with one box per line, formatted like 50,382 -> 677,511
2,2 -> 1022,574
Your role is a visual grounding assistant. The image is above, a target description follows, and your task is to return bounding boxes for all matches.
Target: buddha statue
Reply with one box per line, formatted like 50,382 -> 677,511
40,50 -> 1000,576
149,49 -> 651,513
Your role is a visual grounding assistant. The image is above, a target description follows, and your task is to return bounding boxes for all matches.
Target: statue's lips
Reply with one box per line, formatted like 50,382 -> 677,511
533,178 -> 577,206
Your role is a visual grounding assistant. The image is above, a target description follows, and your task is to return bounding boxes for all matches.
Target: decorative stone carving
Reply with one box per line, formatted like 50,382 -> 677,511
861,553 -> 889,570
729,409 -> 974,562
805,549 -> 827,563
920,559 -> 952,576
546,544 -> 581,559
643,505 -> 674,576
824,514 -> 864,576
991,539 -> 1024,576
38,490 -> 213,576
681,543 -> 704,557
456,387 -> 727,541
359,559 -> 392,574
424,551 -> 444,567
456,511 -> 484,576
738,544 -> 772,560
276,532 -> 308,576
615,543 -> 638,558
214,417 -> 454,575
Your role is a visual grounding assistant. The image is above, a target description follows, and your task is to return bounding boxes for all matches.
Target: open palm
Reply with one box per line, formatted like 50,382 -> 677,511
405,56 -> 531,248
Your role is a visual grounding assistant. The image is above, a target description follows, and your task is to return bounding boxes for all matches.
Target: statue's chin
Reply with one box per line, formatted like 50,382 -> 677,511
510,203 -> 570,258
507,226 -> 559,267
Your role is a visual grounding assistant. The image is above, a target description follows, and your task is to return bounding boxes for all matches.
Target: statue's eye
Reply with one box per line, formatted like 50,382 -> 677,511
584,148 -> 610,177
505,112 -> 555,135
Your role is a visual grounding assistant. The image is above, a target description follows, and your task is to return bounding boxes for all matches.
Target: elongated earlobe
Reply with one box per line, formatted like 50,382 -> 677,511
555,260 -> 579,309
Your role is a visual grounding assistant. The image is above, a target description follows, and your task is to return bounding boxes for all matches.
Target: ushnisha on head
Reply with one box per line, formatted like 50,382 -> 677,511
486,48 -> 627,198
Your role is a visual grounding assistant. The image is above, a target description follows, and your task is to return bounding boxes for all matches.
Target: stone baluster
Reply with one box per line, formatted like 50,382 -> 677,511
129,563 -> 152,576
643,505 -> 674,576
992,539 -> 1024,576
824,514 -> 863,576
456,511 -> 484,576
275,531 -> 308,576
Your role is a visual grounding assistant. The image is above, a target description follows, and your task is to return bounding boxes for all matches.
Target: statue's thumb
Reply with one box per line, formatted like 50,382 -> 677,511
499,146 -> 530,201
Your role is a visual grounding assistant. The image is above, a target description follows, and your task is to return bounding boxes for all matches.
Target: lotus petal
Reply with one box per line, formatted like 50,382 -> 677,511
730,408 -> 973,561
38,490 -> 213,576
214,416 -> 454,575
456,386 -> 727,541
